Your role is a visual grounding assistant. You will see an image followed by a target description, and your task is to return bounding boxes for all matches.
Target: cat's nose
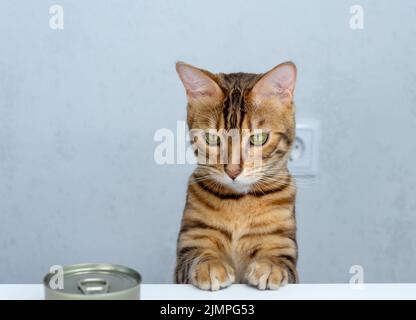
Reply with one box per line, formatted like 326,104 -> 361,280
225,166 -> 241,180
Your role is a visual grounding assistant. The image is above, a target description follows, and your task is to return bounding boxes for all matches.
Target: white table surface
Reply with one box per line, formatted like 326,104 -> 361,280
0,284 -> 415,300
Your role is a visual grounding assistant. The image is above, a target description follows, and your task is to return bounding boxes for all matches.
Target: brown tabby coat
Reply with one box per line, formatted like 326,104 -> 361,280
174,61 -> 298,290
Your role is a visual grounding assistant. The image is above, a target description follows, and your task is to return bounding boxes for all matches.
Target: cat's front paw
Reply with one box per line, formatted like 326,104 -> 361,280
245,259 -> 288,290
190,260 -> 235,291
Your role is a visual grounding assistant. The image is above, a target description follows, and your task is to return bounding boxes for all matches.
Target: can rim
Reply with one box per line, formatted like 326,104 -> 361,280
43,263 -> 141,295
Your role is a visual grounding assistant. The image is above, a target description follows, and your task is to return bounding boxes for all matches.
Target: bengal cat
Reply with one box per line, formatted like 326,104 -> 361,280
174,61 -> 298,290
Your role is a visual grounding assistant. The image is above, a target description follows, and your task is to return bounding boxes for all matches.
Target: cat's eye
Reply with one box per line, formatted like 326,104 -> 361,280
205,133 -> 220,146
250,133 -> 269,146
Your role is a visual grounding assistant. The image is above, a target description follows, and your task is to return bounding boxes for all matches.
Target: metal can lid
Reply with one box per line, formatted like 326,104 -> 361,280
44,263 -> 141,296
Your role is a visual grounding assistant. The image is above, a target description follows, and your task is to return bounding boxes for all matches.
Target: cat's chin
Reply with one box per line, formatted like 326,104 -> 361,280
213,175 -> 256,194
227,182 -> 252,194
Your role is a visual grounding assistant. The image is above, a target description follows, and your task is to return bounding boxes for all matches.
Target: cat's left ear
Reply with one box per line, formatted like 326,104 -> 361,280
251,62 -> 297,107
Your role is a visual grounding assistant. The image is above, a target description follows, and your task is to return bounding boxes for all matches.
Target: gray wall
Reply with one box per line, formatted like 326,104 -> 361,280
1,0 -> 415,284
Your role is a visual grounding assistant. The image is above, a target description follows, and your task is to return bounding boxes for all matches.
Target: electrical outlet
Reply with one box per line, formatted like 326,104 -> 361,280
288,120 -> 320,176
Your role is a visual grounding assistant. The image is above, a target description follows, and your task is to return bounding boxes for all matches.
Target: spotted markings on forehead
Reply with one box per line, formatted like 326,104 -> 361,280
217,72 -> 261,130
223,87 -> 243,129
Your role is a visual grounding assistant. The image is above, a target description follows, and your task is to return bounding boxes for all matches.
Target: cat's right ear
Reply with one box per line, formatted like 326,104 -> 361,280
176,62 -> 224,105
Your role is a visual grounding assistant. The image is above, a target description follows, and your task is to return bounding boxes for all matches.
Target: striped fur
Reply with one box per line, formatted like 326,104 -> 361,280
175,62 -> 298,290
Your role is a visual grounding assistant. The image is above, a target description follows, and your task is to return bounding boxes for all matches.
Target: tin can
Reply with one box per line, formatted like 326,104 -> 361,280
43,263 -> 141,300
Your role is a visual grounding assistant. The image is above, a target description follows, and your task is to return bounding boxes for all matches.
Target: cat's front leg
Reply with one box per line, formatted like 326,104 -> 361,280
190,258 -> 235,291
244,257 -> 297,290
175,246 -> 235,290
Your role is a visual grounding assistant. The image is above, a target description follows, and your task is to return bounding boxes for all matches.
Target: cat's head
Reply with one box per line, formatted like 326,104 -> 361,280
176,61 -> 297,194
